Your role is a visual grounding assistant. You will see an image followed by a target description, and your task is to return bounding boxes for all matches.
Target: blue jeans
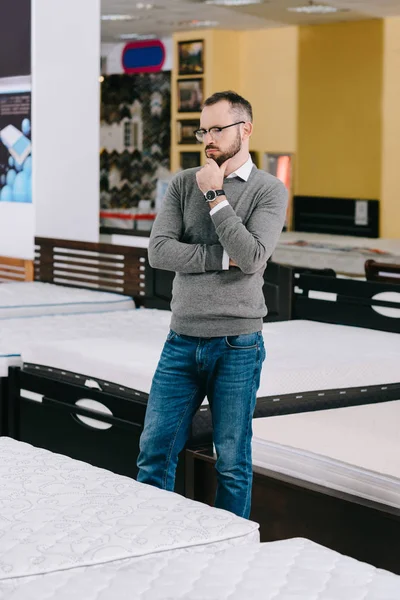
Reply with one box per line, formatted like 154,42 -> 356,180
137,330 -> 266,518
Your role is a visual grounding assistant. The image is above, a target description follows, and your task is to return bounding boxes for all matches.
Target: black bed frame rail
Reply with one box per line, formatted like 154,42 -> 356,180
187,381 -> 400,439
7,367 -> 148,478
294,273 -> 400,333
7,365 -> 207,492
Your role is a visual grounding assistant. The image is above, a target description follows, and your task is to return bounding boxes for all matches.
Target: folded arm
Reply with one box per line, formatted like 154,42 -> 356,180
210,181 -> 288,274
148,178 -> 224,273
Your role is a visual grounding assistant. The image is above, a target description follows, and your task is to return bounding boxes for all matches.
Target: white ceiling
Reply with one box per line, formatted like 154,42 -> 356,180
101,0 -> 400,42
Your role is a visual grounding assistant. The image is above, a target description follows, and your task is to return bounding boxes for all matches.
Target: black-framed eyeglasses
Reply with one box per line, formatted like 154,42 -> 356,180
194,121 -> 245,143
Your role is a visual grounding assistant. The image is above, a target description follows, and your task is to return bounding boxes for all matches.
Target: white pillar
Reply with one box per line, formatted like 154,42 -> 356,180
32,0 -> 100,242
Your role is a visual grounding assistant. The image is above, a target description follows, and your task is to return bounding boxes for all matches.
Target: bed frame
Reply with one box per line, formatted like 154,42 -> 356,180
0,256 -> 34,282
185,448 -> 400,575
34,236 -> 151,299
2,261 -> 294,490
0,237 -> 153,436
365,259 -> 400,285
184,273 -> 400,574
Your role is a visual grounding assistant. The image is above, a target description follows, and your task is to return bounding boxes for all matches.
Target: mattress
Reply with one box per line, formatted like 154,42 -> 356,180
0,281 -> 134,319
19,319 -> 400,402
0,308 -> 171,378
273,231 -> 400,276
0,437 -> 259,582
1,538 -> 399,599
252,400 -> 400,509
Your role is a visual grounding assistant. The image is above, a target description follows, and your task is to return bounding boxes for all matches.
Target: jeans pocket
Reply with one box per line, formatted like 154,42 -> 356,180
225,332 -> 260,350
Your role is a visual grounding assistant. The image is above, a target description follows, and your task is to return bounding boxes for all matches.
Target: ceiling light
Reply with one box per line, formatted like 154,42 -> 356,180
179,19 -> 219,28
119,33 -> 157,40
287,2 -> 342,14
136,2 -> 153,8
205,0 -> 262,5
101,14 -> 135,21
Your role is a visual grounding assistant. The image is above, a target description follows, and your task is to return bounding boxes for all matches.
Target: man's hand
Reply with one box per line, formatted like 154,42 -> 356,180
196,158 -> 229,194
229,259 -> 238,267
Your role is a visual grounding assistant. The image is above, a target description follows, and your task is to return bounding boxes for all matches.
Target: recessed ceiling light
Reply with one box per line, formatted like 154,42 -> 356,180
205,0 -> 262,5
119,33 -> 157,40
287,2 -> 344,14
136,3 -> 153,9
101,14 -> 136,21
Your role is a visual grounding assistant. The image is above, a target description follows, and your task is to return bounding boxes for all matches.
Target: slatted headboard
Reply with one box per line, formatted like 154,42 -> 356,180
34,237 -> 151,300
0,257 -> 34,282
365,260 -> 400,285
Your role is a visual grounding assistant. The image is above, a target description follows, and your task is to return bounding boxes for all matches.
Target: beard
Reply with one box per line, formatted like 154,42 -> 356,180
205,131 -> 242,166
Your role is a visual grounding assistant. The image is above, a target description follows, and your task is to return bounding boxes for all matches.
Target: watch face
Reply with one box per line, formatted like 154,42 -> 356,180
205,191 -> 215,201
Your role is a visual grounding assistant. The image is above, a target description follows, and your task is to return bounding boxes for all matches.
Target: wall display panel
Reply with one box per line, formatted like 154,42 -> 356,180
100,73 -> 171,232
0,0 -> 31,78
0,91 -> 32,204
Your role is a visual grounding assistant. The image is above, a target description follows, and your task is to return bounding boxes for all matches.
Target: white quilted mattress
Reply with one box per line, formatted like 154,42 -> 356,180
1,537 -> 399,599
0,308 -> 171,378
273,231 -> 400,276
0,281 -> 134,319
252,400 -> 400,509
17,319 -> 400,398
0,437 -> 259,581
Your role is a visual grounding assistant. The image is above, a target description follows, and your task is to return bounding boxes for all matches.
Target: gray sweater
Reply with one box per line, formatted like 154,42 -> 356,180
149,166 -> 288,337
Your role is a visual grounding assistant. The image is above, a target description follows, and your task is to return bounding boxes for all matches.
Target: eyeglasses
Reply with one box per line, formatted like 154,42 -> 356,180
194,121 -> 245,143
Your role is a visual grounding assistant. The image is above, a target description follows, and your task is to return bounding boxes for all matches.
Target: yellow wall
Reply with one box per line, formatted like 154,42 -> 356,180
170,21 -> 400,237
381,18 -> 400,238
239,27 -> 298,155
171,27 -> 298,172
296,20 -> 383,201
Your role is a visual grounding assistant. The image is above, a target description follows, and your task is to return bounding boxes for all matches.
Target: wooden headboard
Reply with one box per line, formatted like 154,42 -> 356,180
365,259 -> 400,285
34,237 -> 151,300
0,256 -> 34,282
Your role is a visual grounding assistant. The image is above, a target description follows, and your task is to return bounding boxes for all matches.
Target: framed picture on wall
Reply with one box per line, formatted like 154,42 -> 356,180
180,151 -> 201,170
178,40 -> 204,75
177,119 -> 200,144
177,78 -> 203,113
263,152 -> 294,230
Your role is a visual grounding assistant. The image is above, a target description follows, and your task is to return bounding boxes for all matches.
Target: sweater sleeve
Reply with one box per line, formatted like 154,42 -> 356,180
210,179 -> 288,275
148,176 -> 224,273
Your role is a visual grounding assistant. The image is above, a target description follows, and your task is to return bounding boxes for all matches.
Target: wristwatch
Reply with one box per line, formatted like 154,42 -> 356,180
204,189 -> 225,202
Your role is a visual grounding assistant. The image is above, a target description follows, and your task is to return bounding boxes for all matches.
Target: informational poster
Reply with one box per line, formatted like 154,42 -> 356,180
0,0 -> 31,78
0,91 -> 32,203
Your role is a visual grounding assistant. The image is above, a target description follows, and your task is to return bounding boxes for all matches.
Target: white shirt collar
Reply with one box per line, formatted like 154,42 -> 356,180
226,155 -> 253,182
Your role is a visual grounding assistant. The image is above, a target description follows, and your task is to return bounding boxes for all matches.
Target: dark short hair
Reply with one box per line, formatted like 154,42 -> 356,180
203,91 -> 253,123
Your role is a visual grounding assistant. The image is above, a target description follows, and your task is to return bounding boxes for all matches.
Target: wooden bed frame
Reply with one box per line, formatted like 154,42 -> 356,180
2,261 -> 294,490
0,256 -> 33,282
34,236 -> 151,299
184,273 -> 400,574
365,259 -> 400,285
0,237 -> 154,435
185,448 -> 400,575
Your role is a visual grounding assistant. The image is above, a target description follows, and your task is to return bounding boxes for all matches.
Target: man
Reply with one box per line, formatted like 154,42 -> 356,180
137,91 -> 287,519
